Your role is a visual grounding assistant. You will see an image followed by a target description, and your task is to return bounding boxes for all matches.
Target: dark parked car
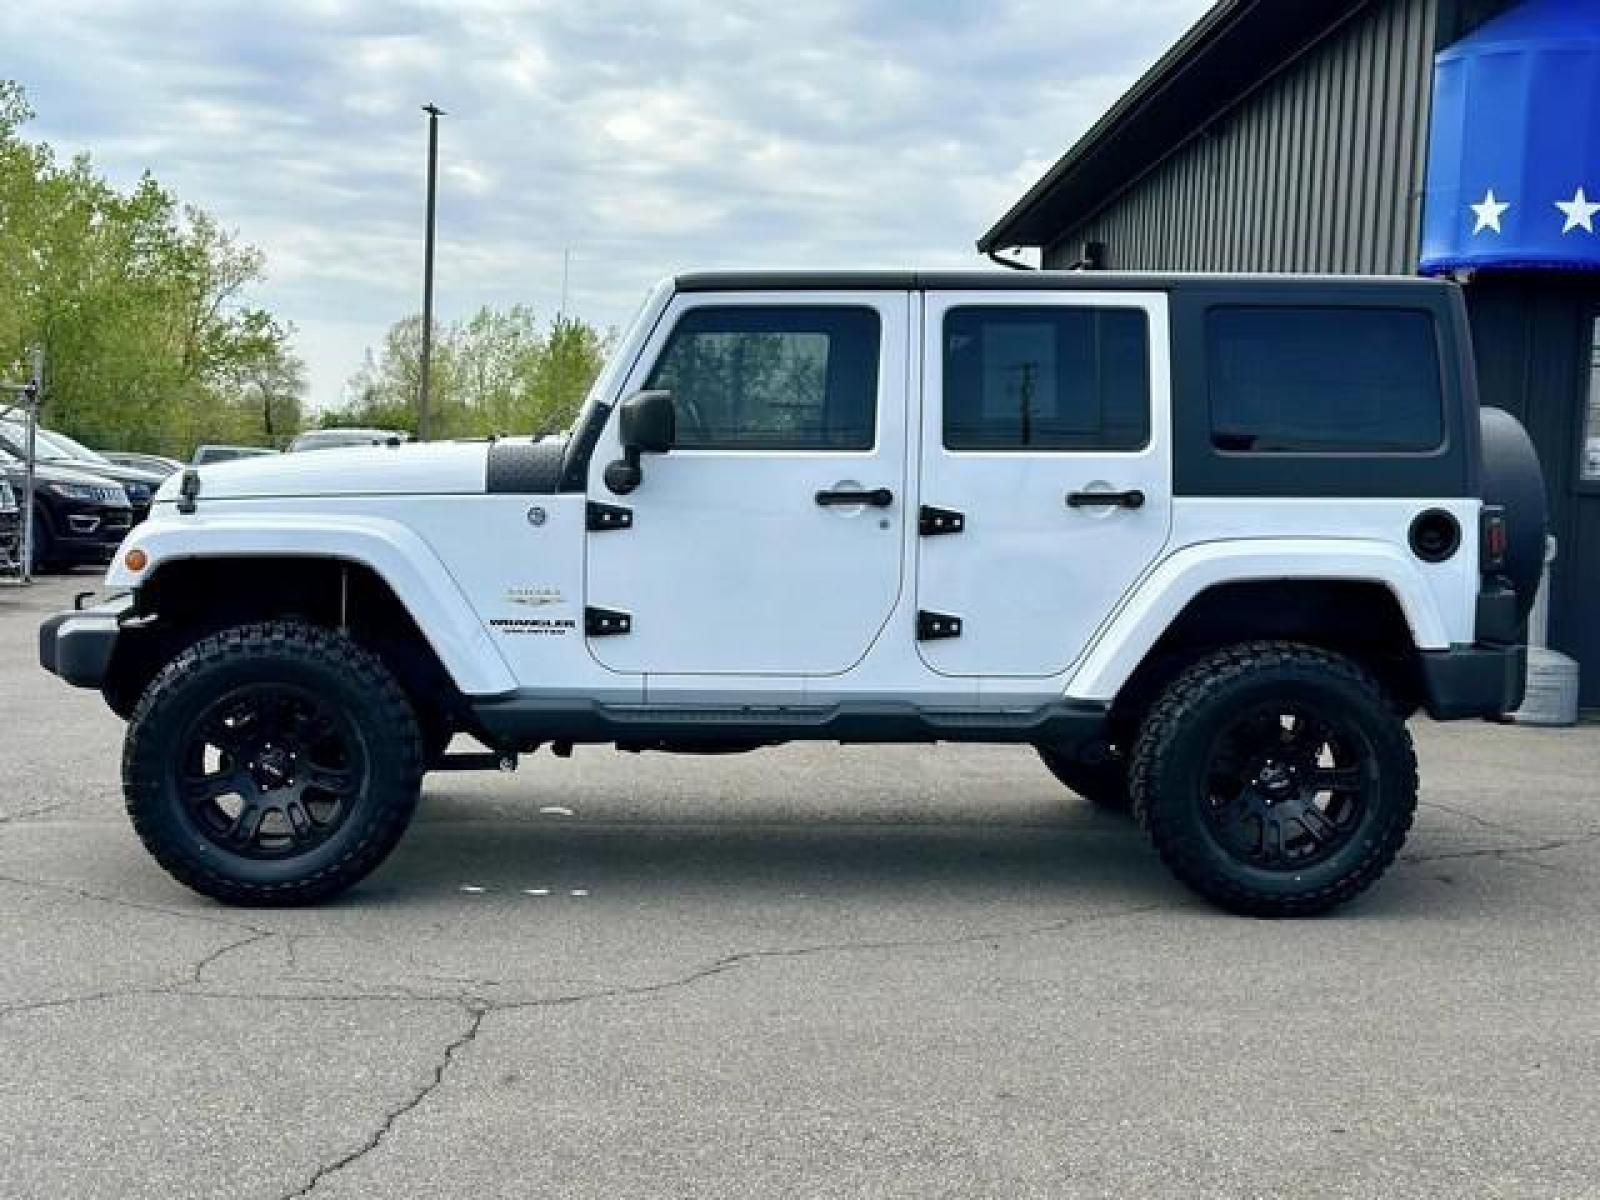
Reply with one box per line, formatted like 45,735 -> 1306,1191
103,451 -> 184,477
0,478 -> 19,570
0,448 -> 132,571
191,444 -> 279,466
287,428 -> 410,452
0,420 -> 164,523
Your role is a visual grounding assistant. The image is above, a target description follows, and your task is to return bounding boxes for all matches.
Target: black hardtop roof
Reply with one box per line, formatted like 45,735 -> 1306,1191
674,270 -> 1455,295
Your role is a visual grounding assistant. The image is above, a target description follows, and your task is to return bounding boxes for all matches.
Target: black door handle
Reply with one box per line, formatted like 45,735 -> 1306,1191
816,487 -> 894,508
1066,489 -> 1146,510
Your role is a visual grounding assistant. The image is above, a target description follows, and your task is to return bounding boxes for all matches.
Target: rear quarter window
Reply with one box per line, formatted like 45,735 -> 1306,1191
1207,307 -> 1445,453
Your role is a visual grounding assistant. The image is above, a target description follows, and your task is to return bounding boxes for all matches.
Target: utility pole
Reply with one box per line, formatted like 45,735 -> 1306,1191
418,103 -> 445,442
23,348 -> 39,581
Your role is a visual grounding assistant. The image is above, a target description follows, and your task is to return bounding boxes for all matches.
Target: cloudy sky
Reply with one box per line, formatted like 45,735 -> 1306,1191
4,0 -> 1210,408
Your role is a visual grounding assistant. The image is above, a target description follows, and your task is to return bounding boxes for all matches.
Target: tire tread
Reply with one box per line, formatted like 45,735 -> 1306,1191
123,620 -> 423,906
1129,640 -> 1418,917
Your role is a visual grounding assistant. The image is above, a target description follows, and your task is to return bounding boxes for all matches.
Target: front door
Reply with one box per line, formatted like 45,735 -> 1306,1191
916,290 -> 1172,678
586,293 -> 910,677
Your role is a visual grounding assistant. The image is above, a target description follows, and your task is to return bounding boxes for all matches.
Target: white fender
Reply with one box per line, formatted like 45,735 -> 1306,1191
107,512 -> 518,696
1065,538 -> 1452,702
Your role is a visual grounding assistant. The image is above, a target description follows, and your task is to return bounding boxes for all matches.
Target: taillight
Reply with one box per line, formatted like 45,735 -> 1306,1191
1480,506 -> 1508,572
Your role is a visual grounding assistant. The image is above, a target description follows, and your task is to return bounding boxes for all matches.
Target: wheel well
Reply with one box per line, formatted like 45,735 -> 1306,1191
105,557 -> 465,736
1110,581 -> 1423,736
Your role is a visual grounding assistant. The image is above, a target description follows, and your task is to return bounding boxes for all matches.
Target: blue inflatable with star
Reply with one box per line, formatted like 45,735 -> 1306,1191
1421,0 -> 1600,275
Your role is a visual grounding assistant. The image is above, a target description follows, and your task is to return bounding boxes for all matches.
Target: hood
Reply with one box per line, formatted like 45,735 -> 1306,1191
160,439 -> 492,502
53,459 -> 166,488
28,458 -> 164,499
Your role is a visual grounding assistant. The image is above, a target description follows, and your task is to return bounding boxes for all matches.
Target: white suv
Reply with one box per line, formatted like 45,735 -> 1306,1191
41,271 -> 1546,915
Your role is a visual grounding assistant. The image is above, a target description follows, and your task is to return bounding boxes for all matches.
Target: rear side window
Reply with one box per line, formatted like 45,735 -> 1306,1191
943,306 -> 1150,451
1207,307 -> 1444,453
645,306 -> 880,450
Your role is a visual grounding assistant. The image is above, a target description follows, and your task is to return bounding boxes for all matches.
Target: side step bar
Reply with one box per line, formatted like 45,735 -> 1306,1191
467,695 -> 1109,751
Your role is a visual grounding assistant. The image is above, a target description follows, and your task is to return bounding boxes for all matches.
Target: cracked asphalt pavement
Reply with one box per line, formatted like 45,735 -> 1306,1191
4,573 -> 1599,1199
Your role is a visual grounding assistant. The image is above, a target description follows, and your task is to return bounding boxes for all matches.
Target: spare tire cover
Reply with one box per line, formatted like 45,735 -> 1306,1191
1478,406 -> 1548,620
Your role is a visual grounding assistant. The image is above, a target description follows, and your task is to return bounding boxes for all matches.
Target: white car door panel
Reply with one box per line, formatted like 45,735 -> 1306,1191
916,290 -> 1173,678
586,293 -> 910,677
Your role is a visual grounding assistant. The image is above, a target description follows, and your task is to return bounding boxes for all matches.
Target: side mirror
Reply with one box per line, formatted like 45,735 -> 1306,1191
618,389 -> 675,454
605,390 -> 675,494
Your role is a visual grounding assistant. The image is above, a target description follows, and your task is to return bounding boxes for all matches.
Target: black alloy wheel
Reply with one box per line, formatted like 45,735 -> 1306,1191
176,683 -> 367,860
124,621 -> 423,905
1131,641 -> 1418,917
1200,704 -> 1371,869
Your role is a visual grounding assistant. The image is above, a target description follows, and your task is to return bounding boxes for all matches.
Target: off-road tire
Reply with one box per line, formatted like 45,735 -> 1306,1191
1130,641 -> 1417,918
123,621 -> 423,906
1036,746 -> 1131,813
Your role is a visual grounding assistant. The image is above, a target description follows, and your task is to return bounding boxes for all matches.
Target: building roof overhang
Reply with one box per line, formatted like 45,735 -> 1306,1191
977,0 -> 1369,253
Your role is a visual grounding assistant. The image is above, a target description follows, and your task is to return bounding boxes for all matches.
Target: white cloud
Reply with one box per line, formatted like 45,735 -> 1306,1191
2,0 -> 1212,407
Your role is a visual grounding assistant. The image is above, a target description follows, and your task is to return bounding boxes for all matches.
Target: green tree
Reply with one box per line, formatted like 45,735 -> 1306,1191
228,311 -> 308,439
335,307 -> 613,439
0,81 -> 305,455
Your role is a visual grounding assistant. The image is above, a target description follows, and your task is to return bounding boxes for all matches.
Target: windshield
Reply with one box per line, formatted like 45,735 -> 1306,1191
0,421 -> 88,462
41,429 -> 110,465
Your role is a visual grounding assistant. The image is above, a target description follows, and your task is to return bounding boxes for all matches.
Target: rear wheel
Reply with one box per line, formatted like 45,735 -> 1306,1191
124,621 -> 423,905
1130,642 -> 1417,917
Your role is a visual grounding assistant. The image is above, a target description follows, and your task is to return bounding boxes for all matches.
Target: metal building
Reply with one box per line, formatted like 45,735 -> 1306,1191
981,0 -> 1599,707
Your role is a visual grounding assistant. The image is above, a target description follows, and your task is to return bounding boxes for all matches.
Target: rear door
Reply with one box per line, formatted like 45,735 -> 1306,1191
915,290 -> 1172,678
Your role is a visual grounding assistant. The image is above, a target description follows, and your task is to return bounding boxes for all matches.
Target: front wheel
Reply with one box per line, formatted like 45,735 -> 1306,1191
123,621 -> 423,906
1130,642 -> 1417,917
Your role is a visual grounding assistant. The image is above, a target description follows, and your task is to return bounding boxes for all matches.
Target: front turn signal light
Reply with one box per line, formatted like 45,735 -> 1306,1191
124,548 -> 149,572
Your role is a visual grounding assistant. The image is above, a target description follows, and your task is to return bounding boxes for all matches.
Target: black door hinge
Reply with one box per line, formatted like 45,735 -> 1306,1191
586,501 -> 634,531
585,607 -> 632,636
919,505 -> 965,536
916,610 -> 963,640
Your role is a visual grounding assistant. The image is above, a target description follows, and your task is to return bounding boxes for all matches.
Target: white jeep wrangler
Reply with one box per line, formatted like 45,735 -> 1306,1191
41,271 -> 1547,916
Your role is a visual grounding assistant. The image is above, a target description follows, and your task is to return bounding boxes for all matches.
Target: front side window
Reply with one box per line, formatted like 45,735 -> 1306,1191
1583,315 -> 1600,482
943,306 -> 1150,451
1208,307 -> 1444,453
645,306 -> 880,450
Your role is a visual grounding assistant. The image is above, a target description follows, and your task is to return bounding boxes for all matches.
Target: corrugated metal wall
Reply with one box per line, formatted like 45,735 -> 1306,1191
1464,278 -> 1600,705
1045,0 -> 1440,275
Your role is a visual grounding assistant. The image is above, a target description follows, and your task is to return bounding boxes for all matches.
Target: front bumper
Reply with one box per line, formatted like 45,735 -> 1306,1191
39,593 -> 134,689
1418,642 -> 1528,720
49,503 -> 133,563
